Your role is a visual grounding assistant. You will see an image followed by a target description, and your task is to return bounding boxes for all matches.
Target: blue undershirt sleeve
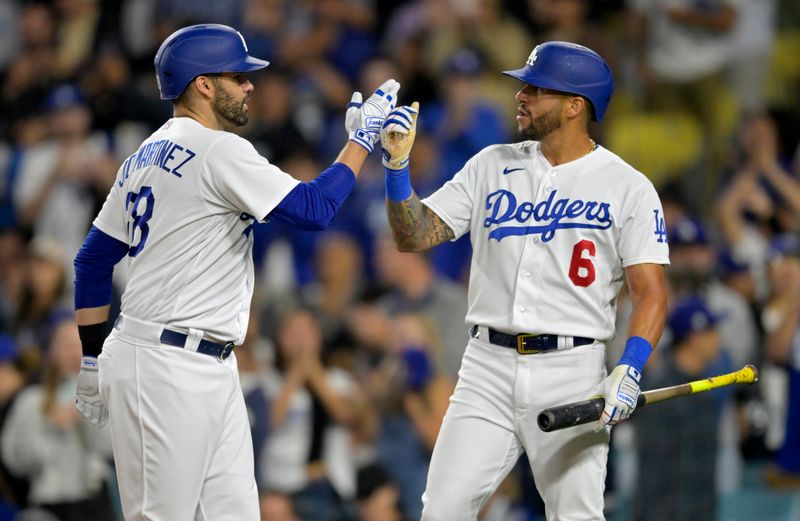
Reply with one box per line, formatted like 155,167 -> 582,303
268,162 -> 356,230
74,226 -> 129,309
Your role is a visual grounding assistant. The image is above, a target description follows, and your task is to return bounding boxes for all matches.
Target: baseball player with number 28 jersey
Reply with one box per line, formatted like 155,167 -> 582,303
379,42 -> 669,520
72,24 -> 400,521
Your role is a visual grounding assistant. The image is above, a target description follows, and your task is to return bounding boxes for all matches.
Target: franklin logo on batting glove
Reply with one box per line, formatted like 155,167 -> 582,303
591,335 -> 652,431
590,363 -> 642,431
346,79 -> 400,154
617,366 -> 642,408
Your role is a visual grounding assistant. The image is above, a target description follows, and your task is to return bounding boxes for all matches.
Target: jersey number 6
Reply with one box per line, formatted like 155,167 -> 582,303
568,239 -> 596,287
125,186 -> 155,257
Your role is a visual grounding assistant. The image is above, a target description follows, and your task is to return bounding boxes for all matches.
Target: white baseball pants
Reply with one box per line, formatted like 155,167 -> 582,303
98,315 -> 258,521
421,335 -> 610,521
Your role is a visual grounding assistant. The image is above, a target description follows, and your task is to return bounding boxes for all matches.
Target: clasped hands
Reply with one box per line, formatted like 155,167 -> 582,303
345,79 -> 419,169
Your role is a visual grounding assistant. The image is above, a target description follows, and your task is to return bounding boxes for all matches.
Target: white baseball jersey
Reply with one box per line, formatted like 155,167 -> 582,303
423,141 -> 670,341
93,117 -> 299,344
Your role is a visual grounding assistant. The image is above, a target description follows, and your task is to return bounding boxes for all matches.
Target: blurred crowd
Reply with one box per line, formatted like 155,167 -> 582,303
0,0 -> 798,520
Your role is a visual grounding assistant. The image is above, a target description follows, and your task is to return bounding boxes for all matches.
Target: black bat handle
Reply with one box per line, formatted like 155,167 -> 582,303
537,394 -> 648,432
537,398 -> 605,432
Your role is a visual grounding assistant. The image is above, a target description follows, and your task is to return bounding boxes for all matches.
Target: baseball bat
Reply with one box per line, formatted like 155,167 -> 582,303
537,364 -> 758,432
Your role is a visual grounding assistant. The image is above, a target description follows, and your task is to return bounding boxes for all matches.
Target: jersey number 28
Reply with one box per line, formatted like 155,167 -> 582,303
568,239 -> 596,287
125,186 -> 155,257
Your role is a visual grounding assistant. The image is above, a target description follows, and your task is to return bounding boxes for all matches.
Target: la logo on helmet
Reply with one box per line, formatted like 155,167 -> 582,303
526,46 -> 540,67
526,42 -> 592,67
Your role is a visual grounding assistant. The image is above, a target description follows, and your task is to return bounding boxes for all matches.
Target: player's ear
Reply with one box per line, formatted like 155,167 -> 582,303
192,75 -> 216,101
566,96 -> 586,121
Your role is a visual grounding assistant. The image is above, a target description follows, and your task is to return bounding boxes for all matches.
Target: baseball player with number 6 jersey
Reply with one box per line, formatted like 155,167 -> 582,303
72,24 -> 400,521
379,42 -> 669,520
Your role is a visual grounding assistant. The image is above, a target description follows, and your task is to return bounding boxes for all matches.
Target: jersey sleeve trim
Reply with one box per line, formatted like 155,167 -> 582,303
255,180 -> 299,223
92,219 -> 129,246
621,256 -> 670,268
421,199 -> 460,242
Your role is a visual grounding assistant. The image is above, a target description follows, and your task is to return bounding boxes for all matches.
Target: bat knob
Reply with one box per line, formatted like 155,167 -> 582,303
537,411 -> 556,432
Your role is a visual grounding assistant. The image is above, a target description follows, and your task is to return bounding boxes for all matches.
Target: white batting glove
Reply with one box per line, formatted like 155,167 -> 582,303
380,102 -> 419,170
589,363 -> 641,431
75,356 -> 108,428
345,79 -> 400,154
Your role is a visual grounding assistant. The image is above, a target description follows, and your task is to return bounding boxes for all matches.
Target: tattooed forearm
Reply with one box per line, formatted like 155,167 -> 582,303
387,193 -> 455,251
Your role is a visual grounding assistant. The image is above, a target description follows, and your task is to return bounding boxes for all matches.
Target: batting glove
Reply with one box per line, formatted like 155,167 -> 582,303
589,363 -> 641,431
75,356 -> 108,428
381,102 -> 419,170
345,79 -> 400,154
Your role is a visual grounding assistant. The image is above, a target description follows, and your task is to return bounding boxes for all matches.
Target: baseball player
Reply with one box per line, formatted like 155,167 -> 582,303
380,41 -> 669,520
71,24 -> 400,521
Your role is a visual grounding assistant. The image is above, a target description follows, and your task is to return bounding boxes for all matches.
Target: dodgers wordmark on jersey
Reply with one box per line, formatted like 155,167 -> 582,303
93,117 -> 300,344
423,141 -> 670,341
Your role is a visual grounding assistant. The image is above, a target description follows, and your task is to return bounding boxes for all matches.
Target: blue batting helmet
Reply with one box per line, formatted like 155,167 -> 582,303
154,24 -> 270,100
503,41 -> 613,121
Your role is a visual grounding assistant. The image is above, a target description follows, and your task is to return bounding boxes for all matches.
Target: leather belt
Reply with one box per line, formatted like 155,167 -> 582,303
470,325 -> 595,354
159,329 -> 235,361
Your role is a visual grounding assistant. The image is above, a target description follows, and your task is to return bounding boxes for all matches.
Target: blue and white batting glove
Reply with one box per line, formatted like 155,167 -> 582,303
345,79 -> 400,153
75,356 -> 108,428
589,363 -> 641,431
381,103 -> 419,170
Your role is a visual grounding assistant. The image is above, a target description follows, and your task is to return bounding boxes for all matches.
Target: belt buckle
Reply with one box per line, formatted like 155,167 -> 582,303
517,334 -> 541,354
219,342 -> 235,361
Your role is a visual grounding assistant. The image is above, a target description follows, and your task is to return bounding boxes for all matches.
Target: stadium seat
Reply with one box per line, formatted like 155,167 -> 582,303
605,112 -> 704,187
766,30 -> 800,110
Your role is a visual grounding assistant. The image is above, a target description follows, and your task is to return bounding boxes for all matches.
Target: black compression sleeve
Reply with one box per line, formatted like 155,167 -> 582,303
78,322 -> 110,358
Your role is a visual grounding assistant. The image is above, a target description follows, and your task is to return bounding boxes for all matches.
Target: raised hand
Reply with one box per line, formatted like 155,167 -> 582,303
380,102 -> 419,170
345,79 -> 400,154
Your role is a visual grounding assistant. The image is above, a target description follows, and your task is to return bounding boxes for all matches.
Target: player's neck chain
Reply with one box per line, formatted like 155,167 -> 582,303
586,139 -> 597,158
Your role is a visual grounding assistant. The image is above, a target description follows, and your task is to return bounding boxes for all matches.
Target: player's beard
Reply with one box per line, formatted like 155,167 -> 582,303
518,106 -> 562,141
212,87 -> 249,127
